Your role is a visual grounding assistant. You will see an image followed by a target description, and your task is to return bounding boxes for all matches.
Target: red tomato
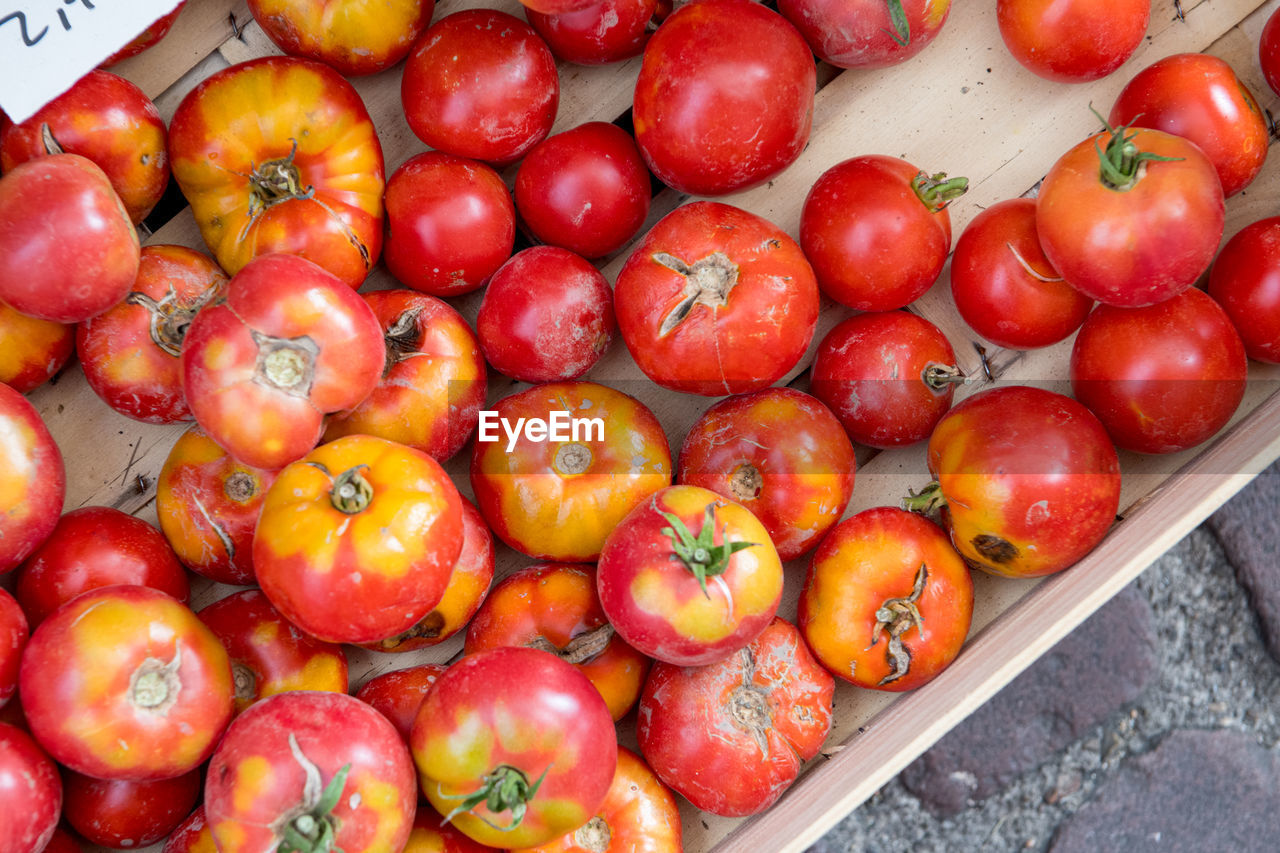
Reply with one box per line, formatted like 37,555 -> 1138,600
615,201 -> 819,396
1070,288 -> 1248,455
0,303 -> 73,393
799,507 -> 973,690
169,56 -> 385,289
1263,7 -> 1280,97
1036,123 -> 1224,308
14,505 -> 189,627
997,0 -> 1147,82
0,723 -> 61,853
0,154 -> 139,323
205,691 -> 417,853
383,152 -> 515,297
163,807 -> 213,853
411,647 -> 617,849
800,155 -> 965,311
0,590 -> 24,708
181,253 -> 384,471
637,617 -> 833,816
521,0 -> 599,14
248,0 -> 435,76
401,10 -> 559,167
778,0 -> 951,69
949,198 -> 1092,350
101,3 -> 186,66
0,384 -> 64,574
402,802 -> 498,853
77,245 -> 228,424
20,585 -> 233,780
526,0 -> 668,65
41,829 -> 82,853
355,664 -> 446,743
632,0 -> 814,195
912,385 -> 1122,577
677,387 -> 856,561
62,769 -> 201,850
476,247 -> 616,383
1208,216 -> 1280,364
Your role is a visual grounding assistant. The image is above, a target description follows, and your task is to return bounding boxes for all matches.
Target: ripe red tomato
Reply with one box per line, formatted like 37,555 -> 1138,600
205,691 -> 417,853
20,585 -> 233,781
0,384 -> 64,574
1263,7 -> 1280,97
401,10 -> 559,166
355,663 -> 446,743
1036,123 -> 1224,308
248,0 -> 435,76
1070,288 -> 1248,455
1208,216 -> 1280,364
476,246 -> 616,383
101,3 -> 186,66
615,201 -> 819,395
0,590 -> 25,709
162,807 -> 213,853
632,0 -> 814,195
997,0 -> 1147,82
949,198 -> 1092,350
779,0 -> 951,69
677,387 -> 856,561
800,155 -> 966,311
520,0 -> 599,14
41,829 -> 82,853
62,768 -> 201,849
169,56 -> 385,289
0,303 -> 73,393
411,647 -> 617,849
0,723 -> 61,853
526,0 -> 668,65
638,617 -> 833,816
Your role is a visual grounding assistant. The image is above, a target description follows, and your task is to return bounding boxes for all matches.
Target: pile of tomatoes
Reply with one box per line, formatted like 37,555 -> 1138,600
2,0 -> 1280,851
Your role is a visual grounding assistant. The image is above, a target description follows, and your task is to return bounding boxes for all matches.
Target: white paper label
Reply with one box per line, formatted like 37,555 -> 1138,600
0,0 -> 183,124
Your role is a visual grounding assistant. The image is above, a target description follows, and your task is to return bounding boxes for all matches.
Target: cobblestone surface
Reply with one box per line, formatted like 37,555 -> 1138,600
1207,466 -> 1280,664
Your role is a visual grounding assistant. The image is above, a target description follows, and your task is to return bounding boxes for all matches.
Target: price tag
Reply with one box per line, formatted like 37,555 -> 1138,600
0,0 -> 183,124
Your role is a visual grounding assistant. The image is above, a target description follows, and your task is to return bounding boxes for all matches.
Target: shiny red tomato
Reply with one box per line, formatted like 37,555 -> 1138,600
0,303 -> 73,393
0,384 -> 64,574
526,0 -> 668,65
632,0 -> 814,195
62,769 -> 201,850
0,590 -> 25,708
1208,216 -> 1280,364
779,0 -> 951,68
248,0 -> 435,76
101,3 -> 186,66
162,807 -> 215,853
998,0 -> 1147,82
41,828 -> 82,853
1263,7 -> 1280,97
520,0 -> 599,14
0,723 -> 61,853
355,664 -> 446,743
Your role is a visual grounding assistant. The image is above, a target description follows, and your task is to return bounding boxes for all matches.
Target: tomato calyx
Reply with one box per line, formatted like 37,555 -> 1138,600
729,646 -> 774,755
382,308 -> 425,377
653,251 -> 740,337
224,470 -> 258,503
230,662 -> 257,702
554,442 -> 593,475
659,503 -> 759,598
1091,108 -> 1183,191
573,816 -> 612,853
439,764 -> 550,832
902,481 -> 946,519
868,562 -> 928,686
327,465 -> 374,515
527,623 -> 616,665
127,284 -> 219,357
276,734 -> 351,853
911,171 -> 969,212
129,645 -> 183,713
882,0 -> 911,46
922,362 -> 967,393
252,331 -> 320,397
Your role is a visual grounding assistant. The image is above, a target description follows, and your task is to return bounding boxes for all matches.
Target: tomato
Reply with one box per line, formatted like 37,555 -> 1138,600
323,289 -> 487,462
949,198 -> 1092,350
1036,122 -> 1224,308
0,303 -> 73,393
1263,7 -> 1280,97
101,3 -> 186,66
20,585 -> 233,780
205,691 -> 417,853
163,807 -> 215,853
910,385 -> 1122,577
471,381 -> 671,561
254,434 -> 463,644
401,10 -> 559,167
997,0 -> 1147,82
778,0 -> 951,69
248,0 -> 435,76
0,154 -> 139,323
402,802 -> 497,853
800,155 -> 965,311
514,122 -> 651,259
411,647 -> 617,849
42,829 -> 82,853
77,245 -> 228,425
809,311 -> 962,448
1208,216 -> 1280,364
597,485 -> 783,666
0,590 -> 24,709
14,505 -> 189,627
0,723 -> 61,853
355,664 -> 446,743
0,384 -> 64,574
615,201 -> 819,396
169,56 -> 385,289
799,507 -> 972,690
62,769 -> 201,850
632,0 -> 814,195
199,590 -> 349,715
465,563 -> 652,721
676,387 -> 856,561
181,253 -> 384,471
520,0 -> 599,14
526,0 -> 668,65
1070,288 -> 1248,455
476,247 -> 616,383
637,617 -> 833,816
383,152 -> 515,297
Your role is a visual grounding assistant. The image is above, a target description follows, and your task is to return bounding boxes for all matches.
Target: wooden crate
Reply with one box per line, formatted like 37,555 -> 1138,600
28,0 -> 1280,850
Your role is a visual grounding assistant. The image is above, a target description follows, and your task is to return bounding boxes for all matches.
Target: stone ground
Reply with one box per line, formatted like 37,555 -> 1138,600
810,463 -> 1280,853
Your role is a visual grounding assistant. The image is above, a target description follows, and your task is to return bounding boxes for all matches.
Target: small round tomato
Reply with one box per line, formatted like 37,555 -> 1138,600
102,3 -> 186,66
41,829 -> 81,853
411,647 -> 617,849
0,590 -> 25,708
0,384 -> 64,575
403,802 -> 496,853
163,807 -> 214,853
615,201 -> 819,396
323,289 -> 487,462
526,0 -> 668,65
20,585 -> 233,781
248,0 -> 435,76
254,434 -> 463,644
0,301 -> 73,394
1263,7 -> 1280,97
911,385 -> 1122,577
800,155 -> 966,311
476,247 -> 615,383
181,253 -> 384,471
62,769 -> 201,850
677,387 -> 856,561
205,691 -> 416,853
1070,288 -> 1248,455
402,10 -> 559,167
1208,216 -> 1280,364
14,505 -> 189,626
597,485 -> 783,666
799,507 -> 973,690
997,0 -> 1147,82
778,0 -> 951,69
638,617 -> 833,816
77,245 -> 228,424
355,664 -> 446,744
0,723 -> 61,853
949,198 -> 1092,350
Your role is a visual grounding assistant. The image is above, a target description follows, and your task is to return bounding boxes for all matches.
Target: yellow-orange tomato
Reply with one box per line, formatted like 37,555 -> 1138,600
249,0 -> 435,77
0,303 -> 72,394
